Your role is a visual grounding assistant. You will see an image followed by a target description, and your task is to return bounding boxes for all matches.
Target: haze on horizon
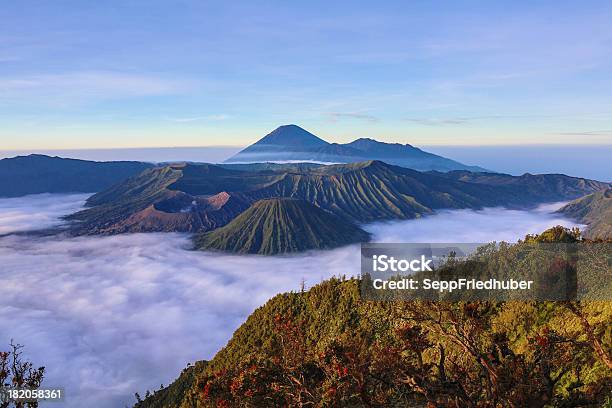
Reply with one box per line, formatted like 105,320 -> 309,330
1,1 -> 612,150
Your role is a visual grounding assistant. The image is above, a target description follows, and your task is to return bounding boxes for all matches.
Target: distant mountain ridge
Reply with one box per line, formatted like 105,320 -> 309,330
0,154 -> 154,197
65,160 -> 611,252
432,170 -> 610,203
225,124 -> 487,172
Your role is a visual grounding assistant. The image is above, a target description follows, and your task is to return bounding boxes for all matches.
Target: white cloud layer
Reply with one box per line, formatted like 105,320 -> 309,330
366,202 -> 582,243
0,195 -> 582,407
0,193 -> 89,234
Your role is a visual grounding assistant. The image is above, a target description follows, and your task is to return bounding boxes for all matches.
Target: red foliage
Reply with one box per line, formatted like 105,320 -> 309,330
197,305 -> 609,407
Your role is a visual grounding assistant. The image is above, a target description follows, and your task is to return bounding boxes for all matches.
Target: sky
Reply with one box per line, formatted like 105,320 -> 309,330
1,1 -> 612,149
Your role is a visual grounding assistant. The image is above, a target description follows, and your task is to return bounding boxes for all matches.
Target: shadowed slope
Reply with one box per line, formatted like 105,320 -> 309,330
0,154 -> 153,198
227,124 -> 328,160
195,198 -> 370,254
66,165 -> 255,234
344,138 -> 486,171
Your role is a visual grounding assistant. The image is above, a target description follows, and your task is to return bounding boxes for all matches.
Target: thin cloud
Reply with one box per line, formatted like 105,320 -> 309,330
406,118 -> 471,126
405,115 -> 515,126
164,114 -> 231,123
405,115 -> 523,125
555,130 -> 612,137
0,71 -> 193,104
406,114 -> 612,126
0,56 -> 21,62
325,112 -> 379,123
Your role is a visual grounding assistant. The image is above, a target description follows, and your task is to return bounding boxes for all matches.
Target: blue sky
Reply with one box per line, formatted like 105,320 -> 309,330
1,0 -> 611,149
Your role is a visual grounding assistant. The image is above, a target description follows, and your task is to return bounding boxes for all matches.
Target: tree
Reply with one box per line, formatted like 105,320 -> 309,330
0,341 -> 45,408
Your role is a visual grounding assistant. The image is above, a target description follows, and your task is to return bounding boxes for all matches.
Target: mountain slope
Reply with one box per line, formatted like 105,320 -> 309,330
134,361 -> 207,408
344,138 -> 486,171
0,154 -> 153,197
556,188 -> 612,239
195,198 -> 370,254
66,163 -> 274,235
244,160 -> 609,222
66,160 -> 611,238
227,125 -> 328,161
225,125 -> 486,172
246,161 -> 491,222
435,171 -> 610,202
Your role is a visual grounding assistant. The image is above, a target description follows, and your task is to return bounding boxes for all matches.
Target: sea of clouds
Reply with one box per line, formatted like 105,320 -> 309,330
0,194 -> 583,407
0,193 -> 89,234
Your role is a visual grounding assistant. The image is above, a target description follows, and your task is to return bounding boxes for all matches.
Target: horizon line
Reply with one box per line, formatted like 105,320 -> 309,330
2,142 -> 612,152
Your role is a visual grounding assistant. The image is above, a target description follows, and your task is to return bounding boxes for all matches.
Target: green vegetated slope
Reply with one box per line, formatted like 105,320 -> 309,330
134,361 -> 207,408
557,188 -> 612,239
0,154 -> 153,198
136,278 -> 388,408
136,227 -> 612,408
195,198 -> 370,254
65,160 -> 611,238
247,161 -> 512,222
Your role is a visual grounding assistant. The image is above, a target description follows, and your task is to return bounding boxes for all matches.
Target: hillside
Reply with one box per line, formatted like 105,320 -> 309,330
65,164 -> 269,235
134,361 -> 207,408
224,124 -> 486,172
435,170 -> 610,203
0,154 -> 153,197
134,229 -> 612,408
195,198 -> 370,254
66,160 -> 611,239
246,161 -> 506,222
557,188 -> 612,239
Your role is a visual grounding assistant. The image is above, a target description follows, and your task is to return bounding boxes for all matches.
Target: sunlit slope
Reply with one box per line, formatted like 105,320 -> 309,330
195,198 -> 370,254
247,160 -> 504,222
133,361 -> 207,408
557,188 -> 612,238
